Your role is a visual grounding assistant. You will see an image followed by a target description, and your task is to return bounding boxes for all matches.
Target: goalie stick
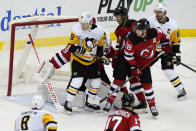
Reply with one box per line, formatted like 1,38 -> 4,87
180,62 -> 196,73
28,34 -> 63,111
100,51 -> 165,103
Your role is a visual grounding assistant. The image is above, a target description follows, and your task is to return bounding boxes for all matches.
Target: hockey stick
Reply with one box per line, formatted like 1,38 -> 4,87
28,34 -> 63,111
100,51 -> 165,103
180,62 -> 196,73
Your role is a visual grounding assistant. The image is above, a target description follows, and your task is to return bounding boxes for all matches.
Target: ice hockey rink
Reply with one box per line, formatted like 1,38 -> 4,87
0,37 -> 195,131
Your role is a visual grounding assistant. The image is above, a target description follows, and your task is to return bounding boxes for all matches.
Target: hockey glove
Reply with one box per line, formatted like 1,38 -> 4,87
172,53 -> 181,66
119,27 -> 129,38
69,45 -> 86,54
162,44 -> 172,55
100,55 -> 111,65
76,46 -> 86,54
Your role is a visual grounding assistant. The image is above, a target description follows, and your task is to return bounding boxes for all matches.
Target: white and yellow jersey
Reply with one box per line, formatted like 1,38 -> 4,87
15,109 -> 57,131
148,15 -> 181,52
68,23 -> 105,65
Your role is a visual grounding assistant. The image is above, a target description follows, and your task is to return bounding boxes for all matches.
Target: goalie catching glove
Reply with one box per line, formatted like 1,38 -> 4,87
34,60 -> 55,83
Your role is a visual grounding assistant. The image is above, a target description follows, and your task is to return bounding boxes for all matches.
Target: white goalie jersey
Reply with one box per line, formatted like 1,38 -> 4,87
15,109 -> 57,131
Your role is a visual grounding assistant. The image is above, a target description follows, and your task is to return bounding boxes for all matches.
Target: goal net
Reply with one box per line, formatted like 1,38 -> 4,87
0,15 -> 123,109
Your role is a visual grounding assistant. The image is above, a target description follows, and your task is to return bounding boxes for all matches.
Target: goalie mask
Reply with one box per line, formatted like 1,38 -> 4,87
79,12 -> 93,30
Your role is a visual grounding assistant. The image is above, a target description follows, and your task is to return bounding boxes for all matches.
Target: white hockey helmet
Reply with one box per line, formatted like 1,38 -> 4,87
79,12 -> 93,25
31,95 -> 45,109
154,3 -> 167,13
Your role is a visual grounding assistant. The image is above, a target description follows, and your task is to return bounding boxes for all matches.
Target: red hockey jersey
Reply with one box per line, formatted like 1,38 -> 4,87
104,109 -> 142,131
124,28 -> 170,67
111,19 -> 136,58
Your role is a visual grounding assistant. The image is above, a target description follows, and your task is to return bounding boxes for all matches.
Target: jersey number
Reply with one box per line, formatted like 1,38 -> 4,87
21,115 -> 30,130
126,43 -> 132,51
105,116 -> 122,131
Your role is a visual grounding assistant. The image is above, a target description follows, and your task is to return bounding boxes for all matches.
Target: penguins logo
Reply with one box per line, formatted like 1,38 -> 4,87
82,37 -> 96,52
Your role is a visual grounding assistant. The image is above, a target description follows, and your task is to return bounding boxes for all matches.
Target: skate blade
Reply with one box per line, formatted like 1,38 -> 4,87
63,110 -> 72,115
135,108 -> 148,114
84,106 -> 95,112
103,111 -> 109,116
96,110 -> 102,113
142,108 -> 148,113
152,115 -> 158,120
178,96 -> 188,101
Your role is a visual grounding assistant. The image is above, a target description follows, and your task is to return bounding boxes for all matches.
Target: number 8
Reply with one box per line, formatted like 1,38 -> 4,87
21,115 -> 30,130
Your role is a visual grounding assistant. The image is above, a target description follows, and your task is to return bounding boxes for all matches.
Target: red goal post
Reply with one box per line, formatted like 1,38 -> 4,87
7,16 -> 79,96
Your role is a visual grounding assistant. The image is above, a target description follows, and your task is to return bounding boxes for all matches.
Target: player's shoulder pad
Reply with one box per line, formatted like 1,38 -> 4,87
147,28 -> 160,39
71,23 -> 83,36
92,24 -> 105,38
168,18 -> 179,29
125,19 -> 137,27
128,31 -> 140,46
148,15 -> 157,28
148,15 -> 156,22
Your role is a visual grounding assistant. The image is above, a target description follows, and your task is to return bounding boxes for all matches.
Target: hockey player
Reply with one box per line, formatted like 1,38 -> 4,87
35,14 -> 111,114
104,93 -> 142,131
125,18 -> 172,116
148,3 -> 187,100
103,7 -> 147,113
105,18 -> 171,117
15,95 -> 57,131
63,12 -> 107,114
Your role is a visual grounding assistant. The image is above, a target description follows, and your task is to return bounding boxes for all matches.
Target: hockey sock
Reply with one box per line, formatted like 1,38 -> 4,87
66,77 -> 83,102
142,83 -> 155,107
129,78 -> 145,101
107,79 -> 124,103
120,86 -> 128,93
163,69 -> 184,93
87,78 -> 101,99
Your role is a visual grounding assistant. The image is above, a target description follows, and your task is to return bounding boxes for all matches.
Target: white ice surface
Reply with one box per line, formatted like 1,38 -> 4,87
0,37 -> 196,131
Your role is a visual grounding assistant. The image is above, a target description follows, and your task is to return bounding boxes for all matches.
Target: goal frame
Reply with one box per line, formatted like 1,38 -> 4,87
7,17 -> 79,96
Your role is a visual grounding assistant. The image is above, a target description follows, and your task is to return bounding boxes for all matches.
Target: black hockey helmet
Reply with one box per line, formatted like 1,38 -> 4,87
135,18 -> 150,30
121,93 -> 135,107
113,6 -> 127,16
